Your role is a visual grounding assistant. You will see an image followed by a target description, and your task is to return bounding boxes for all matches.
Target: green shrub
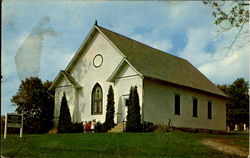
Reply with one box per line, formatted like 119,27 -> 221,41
126,86 -> 141,132
71,123 -> 83,133
142,121 -> 154,132
58,92 -> 72,133
103,85 -> 115,131
94,121 -> 104,133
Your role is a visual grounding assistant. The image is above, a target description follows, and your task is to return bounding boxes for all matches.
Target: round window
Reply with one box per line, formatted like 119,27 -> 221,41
93,54 -> 103,68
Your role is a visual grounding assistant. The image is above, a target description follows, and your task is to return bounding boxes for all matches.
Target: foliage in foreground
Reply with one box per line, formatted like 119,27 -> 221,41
203,0 -> 249,52
203,0 -> 249,28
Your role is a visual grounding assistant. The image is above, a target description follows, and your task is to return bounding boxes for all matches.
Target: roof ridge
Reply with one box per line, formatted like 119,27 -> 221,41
97,25 -> 187,62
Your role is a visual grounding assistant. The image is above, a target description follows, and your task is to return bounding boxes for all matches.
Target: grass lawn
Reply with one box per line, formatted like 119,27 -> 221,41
1,132 -> 248,158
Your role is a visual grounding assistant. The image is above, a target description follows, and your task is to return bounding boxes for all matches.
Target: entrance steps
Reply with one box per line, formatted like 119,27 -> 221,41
108,123 -> 125,133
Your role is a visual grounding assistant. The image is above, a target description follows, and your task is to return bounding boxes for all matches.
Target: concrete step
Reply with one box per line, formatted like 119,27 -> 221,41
109,128 -> 123,132
115,125 -> 123,128
108,123 -> 125,133
108,129 -> 123,133
109,127 -> 124,131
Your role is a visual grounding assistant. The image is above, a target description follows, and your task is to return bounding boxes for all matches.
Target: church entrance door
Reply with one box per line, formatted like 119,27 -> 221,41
121,97 -> 129,122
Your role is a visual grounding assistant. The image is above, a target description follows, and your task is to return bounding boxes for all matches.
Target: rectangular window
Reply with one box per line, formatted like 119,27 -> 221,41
208,101 -> 212,119
175,94 -> 180,115
125,99 -> 129,106
192,98 -> 198,117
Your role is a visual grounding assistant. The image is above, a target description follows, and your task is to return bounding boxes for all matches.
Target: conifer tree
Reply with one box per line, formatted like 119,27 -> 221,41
103,85 -> 115,131
126,86 -> 141,132
58,92 -> 72,133
125,87 -> 133,132
218,78 -> 249,129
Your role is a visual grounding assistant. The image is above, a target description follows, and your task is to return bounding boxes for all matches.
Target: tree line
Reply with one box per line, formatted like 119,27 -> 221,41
217,77 -> 249,129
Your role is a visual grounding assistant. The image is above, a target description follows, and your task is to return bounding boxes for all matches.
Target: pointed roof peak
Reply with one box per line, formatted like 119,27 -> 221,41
95,20 -> 98,26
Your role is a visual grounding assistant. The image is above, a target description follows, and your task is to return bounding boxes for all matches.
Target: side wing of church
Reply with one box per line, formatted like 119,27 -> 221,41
49,23 -> 227,131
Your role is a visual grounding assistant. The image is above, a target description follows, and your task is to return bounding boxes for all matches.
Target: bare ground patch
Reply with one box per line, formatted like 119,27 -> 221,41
201,138 -> 249,157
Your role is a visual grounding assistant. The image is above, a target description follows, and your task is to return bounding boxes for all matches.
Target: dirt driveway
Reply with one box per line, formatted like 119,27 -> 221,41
201,138 -> 249,157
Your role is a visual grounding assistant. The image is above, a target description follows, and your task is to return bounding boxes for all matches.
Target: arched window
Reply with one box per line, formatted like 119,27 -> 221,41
91,83 -> 103,115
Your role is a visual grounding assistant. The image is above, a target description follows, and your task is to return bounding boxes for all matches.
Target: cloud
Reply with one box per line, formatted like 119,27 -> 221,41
198,46 -> 249,84
178,28 -> 213,66
131,34 -> 172,52
15,33 -> 43,80
162,1 -> 213,30
15,16 -> 58,80
39,48 -> 75,81
172,1 -> 249,85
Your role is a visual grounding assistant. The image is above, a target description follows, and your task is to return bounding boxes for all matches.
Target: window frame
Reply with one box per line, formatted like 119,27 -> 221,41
207,100 -> 212,119
91,83 -> 103,115
192,97 -> 198,117
174,94 -> 181,115
125,98 -> 129,107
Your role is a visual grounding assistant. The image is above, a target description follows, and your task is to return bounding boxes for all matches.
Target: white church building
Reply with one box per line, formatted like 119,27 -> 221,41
49,23 -> 227,131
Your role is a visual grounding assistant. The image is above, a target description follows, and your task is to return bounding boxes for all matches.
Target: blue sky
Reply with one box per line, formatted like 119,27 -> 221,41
2,1 -> 249,114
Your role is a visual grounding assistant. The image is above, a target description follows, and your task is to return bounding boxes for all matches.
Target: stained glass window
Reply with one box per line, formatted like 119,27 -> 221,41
92,83 -> 103,115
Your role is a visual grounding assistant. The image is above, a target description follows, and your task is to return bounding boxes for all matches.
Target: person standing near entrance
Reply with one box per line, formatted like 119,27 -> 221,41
87,121 -> 91,133
91,120 -> 96,133
83,120 -> 87,133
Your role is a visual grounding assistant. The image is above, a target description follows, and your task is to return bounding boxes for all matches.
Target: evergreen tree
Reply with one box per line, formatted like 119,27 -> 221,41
58,92 -> 72,133
217,78 -> 249,129
40,80 -> 54,133
125,87 -> 133,132
126,86 -> 141,132
103,85 -> 115,131
227,78 -> 249,128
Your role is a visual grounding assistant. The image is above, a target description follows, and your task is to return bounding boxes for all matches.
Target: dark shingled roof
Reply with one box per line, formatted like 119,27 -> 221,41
97,26 -> 226,97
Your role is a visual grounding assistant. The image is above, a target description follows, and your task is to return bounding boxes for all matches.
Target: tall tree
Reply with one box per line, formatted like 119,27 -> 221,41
58,92 -> 72,133
126,86 -> 141,132
203,0 -> 249,54
217,78 -> 249,129
11,77 -> 54,133
103,85 -> 115,131
227,78 -> 249,128
40,81 -> 54,133
217,84 -> 229,95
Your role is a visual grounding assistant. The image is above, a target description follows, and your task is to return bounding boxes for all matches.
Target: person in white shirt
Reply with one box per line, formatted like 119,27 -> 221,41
91,120 -> 96,133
